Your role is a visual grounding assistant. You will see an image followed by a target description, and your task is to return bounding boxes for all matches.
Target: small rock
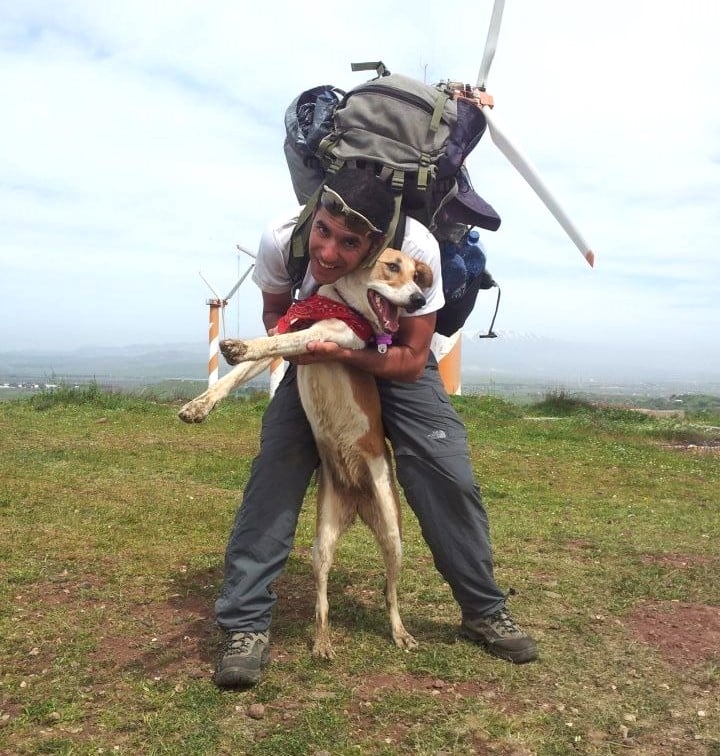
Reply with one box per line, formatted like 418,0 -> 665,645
247,703 -> 265,720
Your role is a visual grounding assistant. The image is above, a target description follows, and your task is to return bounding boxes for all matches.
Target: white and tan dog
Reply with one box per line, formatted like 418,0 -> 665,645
179,248 -> 433,658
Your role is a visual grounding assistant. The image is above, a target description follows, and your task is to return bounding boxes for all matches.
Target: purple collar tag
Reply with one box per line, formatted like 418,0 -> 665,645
374,333 -> 393,354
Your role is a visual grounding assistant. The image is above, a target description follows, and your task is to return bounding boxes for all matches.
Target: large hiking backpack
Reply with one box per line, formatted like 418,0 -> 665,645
283,62 -> 501,337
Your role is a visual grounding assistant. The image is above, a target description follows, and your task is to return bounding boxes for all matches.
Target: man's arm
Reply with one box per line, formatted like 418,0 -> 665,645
261,290 -> 293,333
298,312 -> 436,382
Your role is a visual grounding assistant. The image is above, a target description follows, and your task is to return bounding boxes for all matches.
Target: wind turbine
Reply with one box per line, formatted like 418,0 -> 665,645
201,244 -> 255,387
469,0 -> 594,267
433,0 -> 596,395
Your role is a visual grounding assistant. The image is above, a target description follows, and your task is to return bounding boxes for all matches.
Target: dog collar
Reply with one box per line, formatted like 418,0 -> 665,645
373,333 -> 393,354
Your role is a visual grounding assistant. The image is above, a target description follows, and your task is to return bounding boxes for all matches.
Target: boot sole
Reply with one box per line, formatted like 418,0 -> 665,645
460,628 -> 538,664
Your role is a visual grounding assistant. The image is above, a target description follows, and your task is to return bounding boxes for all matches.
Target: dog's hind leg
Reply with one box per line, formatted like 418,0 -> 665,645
359,458 -> 418,651
312,470 -> 356,660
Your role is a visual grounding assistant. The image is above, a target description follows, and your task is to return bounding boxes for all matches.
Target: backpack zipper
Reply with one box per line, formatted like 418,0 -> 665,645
343,84 -> 449,119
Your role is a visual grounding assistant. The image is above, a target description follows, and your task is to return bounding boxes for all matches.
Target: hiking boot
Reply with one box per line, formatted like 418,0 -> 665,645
460,607 -> 538,664
214,631 -> 270,688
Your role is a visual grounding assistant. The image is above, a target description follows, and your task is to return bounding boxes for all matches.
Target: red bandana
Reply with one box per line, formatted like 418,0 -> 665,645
276,295 -> 375,342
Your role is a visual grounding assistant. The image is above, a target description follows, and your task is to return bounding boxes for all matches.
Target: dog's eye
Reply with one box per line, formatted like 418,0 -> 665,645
385,262 -> 400,273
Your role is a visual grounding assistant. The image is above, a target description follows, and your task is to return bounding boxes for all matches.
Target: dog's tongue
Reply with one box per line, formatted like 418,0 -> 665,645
369,291 -> 400,333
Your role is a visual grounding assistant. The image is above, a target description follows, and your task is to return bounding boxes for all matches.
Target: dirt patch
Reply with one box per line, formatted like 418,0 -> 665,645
17,568 -> 219,681
562,538 -> 596,552
350,672 -> 489,701
88,592 -> 217,680
627,600 -> 720,669
640,553 -> 715,569
343,674 -> 526,756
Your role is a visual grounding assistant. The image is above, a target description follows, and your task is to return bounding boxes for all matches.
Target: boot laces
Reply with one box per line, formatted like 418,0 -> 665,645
225,631 -> 264,655
488,608 -> 521,636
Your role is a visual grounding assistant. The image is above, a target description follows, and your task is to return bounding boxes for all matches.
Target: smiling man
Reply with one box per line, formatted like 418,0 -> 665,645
213,167 -> 538,689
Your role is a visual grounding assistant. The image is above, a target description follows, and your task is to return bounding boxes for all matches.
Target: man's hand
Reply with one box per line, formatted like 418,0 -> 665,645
291,340 -> 350,365
289,313 -> 436,380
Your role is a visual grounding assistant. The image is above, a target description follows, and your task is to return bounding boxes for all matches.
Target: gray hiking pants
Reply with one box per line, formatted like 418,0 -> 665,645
215,355 -> 507,632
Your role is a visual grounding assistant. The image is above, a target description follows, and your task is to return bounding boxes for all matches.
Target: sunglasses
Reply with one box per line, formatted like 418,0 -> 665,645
318,187 -> 384,236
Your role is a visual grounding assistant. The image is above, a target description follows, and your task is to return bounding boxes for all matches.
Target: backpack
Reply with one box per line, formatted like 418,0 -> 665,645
283,62 -> 501,337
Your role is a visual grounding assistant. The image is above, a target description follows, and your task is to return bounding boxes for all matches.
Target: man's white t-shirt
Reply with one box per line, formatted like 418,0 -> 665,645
252,208 -> 445,318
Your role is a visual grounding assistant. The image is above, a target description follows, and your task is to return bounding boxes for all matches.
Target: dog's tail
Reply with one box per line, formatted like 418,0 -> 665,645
178,357 -> 274,424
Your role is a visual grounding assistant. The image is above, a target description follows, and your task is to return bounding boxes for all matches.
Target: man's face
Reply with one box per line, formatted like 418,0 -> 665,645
308,207 -> 379,285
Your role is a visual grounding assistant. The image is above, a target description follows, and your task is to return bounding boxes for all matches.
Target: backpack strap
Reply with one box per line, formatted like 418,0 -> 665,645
392,210 -> 407,249
361,181 -> 403,269
350,60 -> 389,78
288,186 -> 323,297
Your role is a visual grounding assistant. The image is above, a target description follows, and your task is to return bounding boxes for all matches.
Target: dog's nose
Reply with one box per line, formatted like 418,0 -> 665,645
405,292 -> 426,313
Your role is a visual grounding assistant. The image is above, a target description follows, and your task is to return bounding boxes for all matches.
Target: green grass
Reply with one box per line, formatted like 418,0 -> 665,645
1,387 -> 719,754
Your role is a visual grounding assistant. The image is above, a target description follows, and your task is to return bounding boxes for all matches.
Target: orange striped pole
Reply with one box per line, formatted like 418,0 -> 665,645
431,331 -> 463,395
268,357 -> 288,397
207,298 -> 224,386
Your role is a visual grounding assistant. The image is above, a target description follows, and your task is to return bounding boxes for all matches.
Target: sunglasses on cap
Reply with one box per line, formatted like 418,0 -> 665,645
318,187 -> 384,236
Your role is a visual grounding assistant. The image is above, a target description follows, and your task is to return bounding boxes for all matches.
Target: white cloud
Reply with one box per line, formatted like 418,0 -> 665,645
1,0 -> 719,380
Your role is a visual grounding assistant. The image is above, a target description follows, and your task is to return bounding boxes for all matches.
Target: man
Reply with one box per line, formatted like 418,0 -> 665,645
214,168 -> 537,688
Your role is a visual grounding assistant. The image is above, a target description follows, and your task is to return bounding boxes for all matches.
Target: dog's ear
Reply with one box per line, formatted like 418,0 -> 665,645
413,261 -> 434,291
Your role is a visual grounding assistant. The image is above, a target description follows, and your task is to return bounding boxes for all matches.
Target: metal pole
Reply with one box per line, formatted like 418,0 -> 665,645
207,299 -> 223,386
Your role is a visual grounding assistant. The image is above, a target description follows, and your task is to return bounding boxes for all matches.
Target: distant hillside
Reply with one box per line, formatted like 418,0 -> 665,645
1,335 -> 719,398
0,343 -> 210,382
459,331 -> 720,386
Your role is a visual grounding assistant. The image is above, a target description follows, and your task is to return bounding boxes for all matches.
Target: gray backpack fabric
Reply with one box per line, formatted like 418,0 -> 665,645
284,63 -> 501,236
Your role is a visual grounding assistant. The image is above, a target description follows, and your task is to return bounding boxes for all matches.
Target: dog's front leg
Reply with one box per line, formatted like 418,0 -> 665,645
221,320 -> 365,365
178,358 -> 272,423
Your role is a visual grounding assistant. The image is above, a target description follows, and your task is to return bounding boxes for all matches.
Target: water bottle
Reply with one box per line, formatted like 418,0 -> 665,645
461,229 -> 487,280
439,240 -> 468,301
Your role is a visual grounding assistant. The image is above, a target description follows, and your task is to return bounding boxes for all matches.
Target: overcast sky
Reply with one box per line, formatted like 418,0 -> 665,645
2,1 -> 719,376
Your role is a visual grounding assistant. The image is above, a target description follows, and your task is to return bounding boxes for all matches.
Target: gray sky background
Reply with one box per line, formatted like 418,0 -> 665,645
2,1 -> 718,376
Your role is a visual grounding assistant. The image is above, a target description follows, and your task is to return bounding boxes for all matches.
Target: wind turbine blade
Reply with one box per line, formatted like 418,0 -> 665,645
476,0 -> 506,90
236,243 -> 257,259
483,107 -> 595,267
224,264 -> 255,302
198,271 -> 222,301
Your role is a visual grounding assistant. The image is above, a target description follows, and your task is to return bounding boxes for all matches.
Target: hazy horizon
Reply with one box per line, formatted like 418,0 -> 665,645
2,333 -> 719,397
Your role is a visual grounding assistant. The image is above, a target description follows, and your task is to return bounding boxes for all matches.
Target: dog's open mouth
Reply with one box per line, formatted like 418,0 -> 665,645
368,290 -> 400,334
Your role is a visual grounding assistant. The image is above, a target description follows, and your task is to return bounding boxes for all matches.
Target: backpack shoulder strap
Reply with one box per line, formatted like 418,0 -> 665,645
287,187 -> 325,296
392,211 -> 407,250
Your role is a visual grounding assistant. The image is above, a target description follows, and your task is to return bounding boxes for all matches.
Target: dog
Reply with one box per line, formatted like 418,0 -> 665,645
179,248 -> 433,658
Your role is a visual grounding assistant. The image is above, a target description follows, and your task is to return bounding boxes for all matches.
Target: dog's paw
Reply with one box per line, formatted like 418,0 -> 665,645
178,396 -> 215,423
220,338 -> 248,365
312,638 -> 336,661
392,627 -> 418,651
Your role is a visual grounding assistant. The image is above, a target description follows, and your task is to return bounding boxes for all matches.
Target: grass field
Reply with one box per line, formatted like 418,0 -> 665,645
1,386 -> 718,755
